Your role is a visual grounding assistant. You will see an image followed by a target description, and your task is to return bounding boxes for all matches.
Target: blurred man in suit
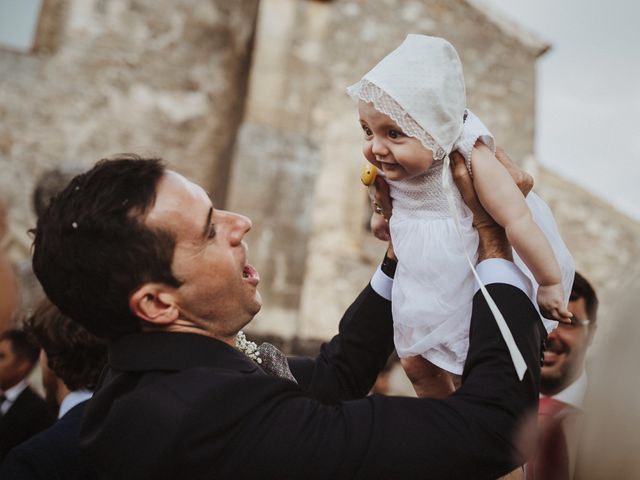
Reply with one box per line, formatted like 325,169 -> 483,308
528,271 -> 598,479
0,329 -> 54,461
1,299 -> 107,478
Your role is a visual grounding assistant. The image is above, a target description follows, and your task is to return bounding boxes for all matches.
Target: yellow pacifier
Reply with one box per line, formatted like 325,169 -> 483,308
360,163 -> 378,186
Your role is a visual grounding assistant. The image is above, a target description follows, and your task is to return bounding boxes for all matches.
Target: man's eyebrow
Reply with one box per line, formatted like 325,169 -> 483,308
202,206 -> 213,239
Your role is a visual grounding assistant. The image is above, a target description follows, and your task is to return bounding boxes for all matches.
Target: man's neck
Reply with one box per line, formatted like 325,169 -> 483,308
147,323 -> 237,347
541,367 -> 585,397
142,309 -> 240,348
55,379 -> 71,407
542,370 -> 588,410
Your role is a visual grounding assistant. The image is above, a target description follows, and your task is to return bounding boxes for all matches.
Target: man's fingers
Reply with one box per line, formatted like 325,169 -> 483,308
370,212 -> 390,242
555,309 -> 572,324
495,146 -> 511,164
495,146 -> 534,197
559,307 -> 573,322
543,307 -> 572,324
373,176 -> 392,220
450,151 -> 469,181
449,152 -> 475,204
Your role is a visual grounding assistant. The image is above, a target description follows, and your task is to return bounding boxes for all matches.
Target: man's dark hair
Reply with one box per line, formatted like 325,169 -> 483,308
24,299 -> 107,391
0,329 -> 39,365
32,168 -> 82,219
32,155 -> 182,339
570,271 -> 598,322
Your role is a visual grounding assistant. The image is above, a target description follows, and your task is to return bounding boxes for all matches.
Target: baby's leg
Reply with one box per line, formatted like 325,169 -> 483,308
400,356 -> 456,399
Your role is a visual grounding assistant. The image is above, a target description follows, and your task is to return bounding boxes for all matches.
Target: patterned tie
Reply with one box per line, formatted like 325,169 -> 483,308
527,396 -> 571,480
257,343 -> 298,384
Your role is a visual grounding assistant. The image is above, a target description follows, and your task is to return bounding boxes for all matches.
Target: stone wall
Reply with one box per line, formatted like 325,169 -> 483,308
227,0 -> 335,338
0,0 -> 258,263
240,0 -> 639,345
310,0 -> 546,336
535,166 -> 640,347
2,0 -> 636,350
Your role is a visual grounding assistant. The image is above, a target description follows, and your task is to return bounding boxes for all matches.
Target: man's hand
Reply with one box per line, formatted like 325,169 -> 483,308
495,147 -> 534,198
370,175 -> 392,237
368,175 -> 396,261
450,151 -> 511,261
451,151 -> 495,230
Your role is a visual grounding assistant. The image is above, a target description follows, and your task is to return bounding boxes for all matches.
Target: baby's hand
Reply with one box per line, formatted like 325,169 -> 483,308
537,283 -> 572,323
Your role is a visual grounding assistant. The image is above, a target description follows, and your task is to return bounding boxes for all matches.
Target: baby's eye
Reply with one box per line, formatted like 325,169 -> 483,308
388,130 -> 404,139
208,224 -> 217,239
361,124 -> 373,137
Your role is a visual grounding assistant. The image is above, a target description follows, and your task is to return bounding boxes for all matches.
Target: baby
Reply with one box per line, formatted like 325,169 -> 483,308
348,35 -> 575,398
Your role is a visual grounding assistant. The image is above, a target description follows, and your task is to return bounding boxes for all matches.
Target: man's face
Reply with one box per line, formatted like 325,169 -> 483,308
144,171 -> 261,337
541,296 -> 594,395
0,339 -> 31,391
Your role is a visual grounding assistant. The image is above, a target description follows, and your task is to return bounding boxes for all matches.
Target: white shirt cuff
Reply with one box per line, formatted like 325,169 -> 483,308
371,265 -> 393,301
475,258 -> 533,298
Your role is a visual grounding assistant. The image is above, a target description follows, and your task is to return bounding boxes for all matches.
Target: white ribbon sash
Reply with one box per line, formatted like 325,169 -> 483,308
442,155 -> 527,380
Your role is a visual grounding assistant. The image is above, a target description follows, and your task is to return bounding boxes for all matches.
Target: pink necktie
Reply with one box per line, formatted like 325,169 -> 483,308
527,397 -> 571,480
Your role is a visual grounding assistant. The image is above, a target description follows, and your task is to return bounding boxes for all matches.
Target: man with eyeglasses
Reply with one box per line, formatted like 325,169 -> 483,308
527,271 -> 598,479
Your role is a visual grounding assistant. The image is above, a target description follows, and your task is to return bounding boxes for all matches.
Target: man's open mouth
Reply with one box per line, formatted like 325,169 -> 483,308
242,264 -> 260,284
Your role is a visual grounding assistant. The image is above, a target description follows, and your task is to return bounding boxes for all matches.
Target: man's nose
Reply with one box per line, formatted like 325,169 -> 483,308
224,211 -> 252,245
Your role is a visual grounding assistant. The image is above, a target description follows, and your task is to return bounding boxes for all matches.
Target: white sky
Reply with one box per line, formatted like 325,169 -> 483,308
478,0 -> 640,220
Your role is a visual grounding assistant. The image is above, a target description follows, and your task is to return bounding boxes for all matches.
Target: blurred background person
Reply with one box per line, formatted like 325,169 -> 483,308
14,168 -> 81,320
1,299 -> 107,479
574,271 -> 640,478
527,271 -> 598,479
0,201 -> 19,333
0,329 -> 53,462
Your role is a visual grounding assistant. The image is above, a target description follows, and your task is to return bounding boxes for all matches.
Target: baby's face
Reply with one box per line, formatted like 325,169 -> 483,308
358,101 -> 434,181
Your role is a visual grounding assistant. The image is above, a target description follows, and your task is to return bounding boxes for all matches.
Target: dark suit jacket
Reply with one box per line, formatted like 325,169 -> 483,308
0,385 -> 54,462
0,400 -> 94,479
81,283 -> 545,480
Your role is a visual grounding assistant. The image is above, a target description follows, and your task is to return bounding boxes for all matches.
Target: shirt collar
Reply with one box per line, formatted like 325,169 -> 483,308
58,390 -> 93,419
108,332 -> 260,374
542,370 -> 588,410
3,379 -> 28,402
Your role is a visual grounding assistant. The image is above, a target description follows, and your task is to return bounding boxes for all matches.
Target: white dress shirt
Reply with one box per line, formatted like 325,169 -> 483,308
546,370 -> 588,410
58,389 -> 93,419
372,257 -> 532,301
0,379 -> 28,415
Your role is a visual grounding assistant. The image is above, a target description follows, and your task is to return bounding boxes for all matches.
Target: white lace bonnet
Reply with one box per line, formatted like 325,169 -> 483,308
347,34 -> 466,161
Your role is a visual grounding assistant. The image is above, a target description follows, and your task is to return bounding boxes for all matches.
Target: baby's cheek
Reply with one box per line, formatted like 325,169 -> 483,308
363,145 -> 378,165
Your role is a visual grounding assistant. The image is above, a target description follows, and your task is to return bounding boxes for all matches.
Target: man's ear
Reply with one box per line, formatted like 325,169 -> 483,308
129,284 -> 179,326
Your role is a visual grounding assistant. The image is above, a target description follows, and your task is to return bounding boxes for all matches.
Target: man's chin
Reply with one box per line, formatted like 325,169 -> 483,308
246,293 -> 262,318
540,366 -> 568,394
253,292 -> 262,311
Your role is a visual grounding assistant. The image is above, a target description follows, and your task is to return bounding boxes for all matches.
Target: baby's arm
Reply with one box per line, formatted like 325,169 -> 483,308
470,144 -> 572,322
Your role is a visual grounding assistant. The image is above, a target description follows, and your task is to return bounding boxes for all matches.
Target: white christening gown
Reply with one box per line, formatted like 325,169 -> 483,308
388,111 -> 575,374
